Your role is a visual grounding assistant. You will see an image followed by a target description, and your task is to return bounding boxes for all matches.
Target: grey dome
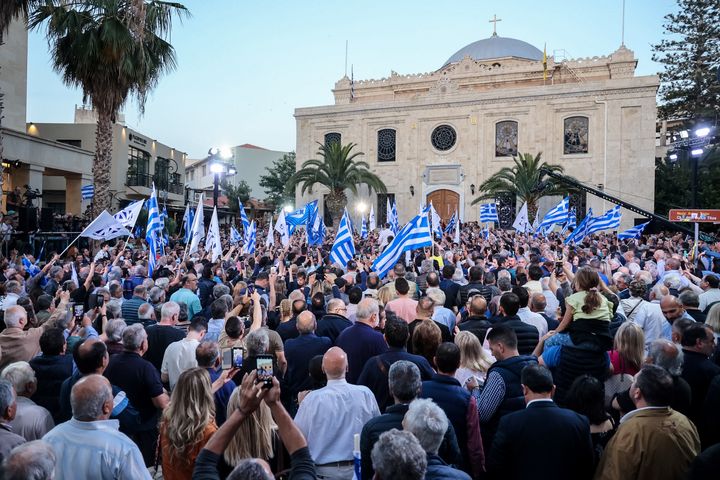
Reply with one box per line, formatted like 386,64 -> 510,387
443,36 -> 543,67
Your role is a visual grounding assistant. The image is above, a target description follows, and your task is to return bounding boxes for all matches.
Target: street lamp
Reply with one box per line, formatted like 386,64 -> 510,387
210,162 -> 224,208
283,204 -> 293,213
356,201 -> 367,214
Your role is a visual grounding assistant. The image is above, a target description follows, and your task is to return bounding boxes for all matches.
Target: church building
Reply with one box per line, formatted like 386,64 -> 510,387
294,26 -> 659,230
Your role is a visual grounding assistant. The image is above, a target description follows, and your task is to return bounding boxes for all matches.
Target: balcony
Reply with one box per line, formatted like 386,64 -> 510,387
126,171 -> 184,195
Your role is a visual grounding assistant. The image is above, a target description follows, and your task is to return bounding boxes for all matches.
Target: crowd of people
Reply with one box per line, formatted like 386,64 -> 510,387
0,218 -> 719,479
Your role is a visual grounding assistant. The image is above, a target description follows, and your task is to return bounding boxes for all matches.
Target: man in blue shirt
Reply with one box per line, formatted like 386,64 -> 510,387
169,274 -> 202,320
121,285 -> 147,325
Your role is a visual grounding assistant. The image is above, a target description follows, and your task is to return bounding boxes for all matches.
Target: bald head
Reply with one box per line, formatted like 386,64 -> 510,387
530,293 -> 546,313
469,296 -> 488,316
3,306 -> 27,329
327,298 -> 345,314
71,374 -> 113,421
322,347 -> 348,380
660,295 -> 686,322
416,297 -> 434,319
296,311 -> 317,334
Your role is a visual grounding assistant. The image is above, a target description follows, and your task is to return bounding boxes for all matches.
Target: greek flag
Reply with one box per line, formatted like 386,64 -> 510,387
585,205 -> 622,236
188,193 -> 206,254
481,226 -> 490,239
145,184 -> 164,275
561,207 -> 577,234
564,208 -> 594,244
360,216 -> 368,239
618,221 -> 650,240
182,204 -> 194,244
243,221 -> 256,254
239,202 -> 250,232
330,209 -> 355,267
444,212 -> 457,234
81,184 -> 95,200
369,205 -> 376,231
479,203 -> 499,223
21,256 -> 41,276
230,226 -> 243,244
538,197 -> 569,231
372,207 -> 433,279
390,201 -> 399,235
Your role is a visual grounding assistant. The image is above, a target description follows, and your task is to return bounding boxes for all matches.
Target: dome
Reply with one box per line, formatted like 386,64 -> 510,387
442,35 -> 543,67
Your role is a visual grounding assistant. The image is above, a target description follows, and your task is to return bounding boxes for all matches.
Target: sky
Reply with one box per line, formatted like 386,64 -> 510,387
26,0 -> 678,159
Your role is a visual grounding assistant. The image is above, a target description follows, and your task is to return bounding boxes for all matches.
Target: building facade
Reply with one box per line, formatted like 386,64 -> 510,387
295,34 -> 659,229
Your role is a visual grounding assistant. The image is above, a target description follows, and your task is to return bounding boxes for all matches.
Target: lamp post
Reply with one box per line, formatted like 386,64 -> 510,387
210,162 -> 224,208
207,147 -> 235,208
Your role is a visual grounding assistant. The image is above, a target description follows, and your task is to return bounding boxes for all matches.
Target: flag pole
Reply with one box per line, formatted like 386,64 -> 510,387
58,233 -> 83,258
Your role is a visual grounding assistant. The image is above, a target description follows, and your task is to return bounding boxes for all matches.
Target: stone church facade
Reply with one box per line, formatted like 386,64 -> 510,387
294,34 -> 659,230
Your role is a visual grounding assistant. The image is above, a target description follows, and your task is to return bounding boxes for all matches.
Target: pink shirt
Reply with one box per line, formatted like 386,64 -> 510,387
385,297 -> 418,324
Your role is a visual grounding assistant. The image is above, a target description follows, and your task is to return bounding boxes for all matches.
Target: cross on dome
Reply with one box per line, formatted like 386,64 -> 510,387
489,14 -> 502,36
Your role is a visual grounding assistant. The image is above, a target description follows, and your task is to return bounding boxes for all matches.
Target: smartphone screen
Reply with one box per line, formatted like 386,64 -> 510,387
72,304 -> 84,320
256,356 -> 273,388
221,349 -> 233,370
232,347 -> 244,368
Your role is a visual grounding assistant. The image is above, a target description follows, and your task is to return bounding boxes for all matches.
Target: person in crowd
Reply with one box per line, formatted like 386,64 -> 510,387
596,365 -> 700,480
144,301 -> 185,372
370,429 -> 427,480
336,298 -> 388,384
316,298 -> 353,343
0,362 -> 54,441
659,295 -> 695,341
412,317 -> 443,369
409,296 -> 453,348
195,340 -> 235,427
513,286 -> 548,337
218,315 -> 244,349
1,440 -> 56,480
102,318 -> 127,355
492,293 -> 539,355
486,364 -> 594,480
427,288 -> 457,331
439,265 -> 460,311
104,323 -> 169,466
159,367 -> 218,480
44,375 -> 151,479
609,322 -> 644,376
679,290 -> 706,323
0,303 -> 63,369
620,280 -> 663,349
566,374 -> 617,463
294,347 -> 380,479
529,292 -> 559,331
360,360 -> 461,480
698,274 -> 720,312
0,379 -> 26,463
28,328 -> 72,421
454,331 -> 493,387
358,317 -> 435,411
421,342 -> 484,478
403,398 -> 471,480
161,317 -> 208,390
469,325 -> 537,448
169,274 -> 202,320
121,285 -> 148,325
457,266 -> 491,306
34,294 -> 54,325
283,311 -> 332,409
385,278 -> 419,324
277,297 -> 305,343
457,295 -> 492,344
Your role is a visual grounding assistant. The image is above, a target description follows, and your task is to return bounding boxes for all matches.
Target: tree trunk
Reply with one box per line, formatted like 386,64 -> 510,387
93,110 -> 114,217
326,191 -> 347,228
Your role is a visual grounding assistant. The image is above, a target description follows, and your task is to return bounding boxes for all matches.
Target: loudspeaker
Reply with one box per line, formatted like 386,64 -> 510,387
40,208 -> 55,231
17,207 -> 38,232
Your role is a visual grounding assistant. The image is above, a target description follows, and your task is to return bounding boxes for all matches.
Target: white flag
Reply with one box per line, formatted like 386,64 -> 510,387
430,202 -> 442,236
369,205 -> 376,231
265,215 -> 275,247
113,200 -> 144,231
386,197 -> 392,228
512,202 -> 531,233
80,210 -> 132,240
188,193 -> 206,254
205,207 -> 222,262
274,210 -> 290,247
531,212 -> 541,232
454,210 -> 461,244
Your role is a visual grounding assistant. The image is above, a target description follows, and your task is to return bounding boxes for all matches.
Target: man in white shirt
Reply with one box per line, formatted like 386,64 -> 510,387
43,374 -> 151,480
699,275 -> 720,312
378,224 -> 394,250
514,287 -> 548,337
294,347 -> 380,479
0,362 -> 54,441
161,318 -> 207,390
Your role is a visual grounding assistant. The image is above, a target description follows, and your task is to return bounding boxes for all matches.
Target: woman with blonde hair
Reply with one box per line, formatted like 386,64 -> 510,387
454,331 -> 494,387
278,298 -> 292,324
609,322 -> 644,376
159,367 -> 217,479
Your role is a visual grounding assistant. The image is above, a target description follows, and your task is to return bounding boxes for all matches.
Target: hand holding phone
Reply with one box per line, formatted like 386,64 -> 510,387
255,355 -> 274,389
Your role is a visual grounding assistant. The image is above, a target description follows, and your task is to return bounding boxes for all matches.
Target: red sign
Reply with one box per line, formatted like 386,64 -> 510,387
669,209 -> 720,223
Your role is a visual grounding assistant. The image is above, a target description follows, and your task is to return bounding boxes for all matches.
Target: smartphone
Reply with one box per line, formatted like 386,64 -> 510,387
232,347 -> 244,368
221,348 -> 233,370
72,304 -> 84,321
255,355 -> 274,388
97,295 -> 104,308
247,284 -> 255,295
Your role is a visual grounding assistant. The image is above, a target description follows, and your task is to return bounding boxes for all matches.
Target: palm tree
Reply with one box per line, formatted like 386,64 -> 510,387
29,0 -> 188,216
471,152 -> 571,220
287,142 -> 386,226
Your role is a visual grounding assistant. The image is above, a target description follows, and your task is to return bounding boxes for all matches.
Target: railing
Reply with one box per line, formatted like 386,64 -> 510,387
126,172 -> 183,195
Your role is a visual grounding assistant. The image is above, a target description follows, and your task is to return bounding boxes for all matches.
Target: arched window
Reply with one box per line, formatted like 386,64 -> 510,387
431,124 -> 457,151
324,132 -> 341,148
377,129 -> 396,162
495,121 -> 518,157
564,116 -> 589,154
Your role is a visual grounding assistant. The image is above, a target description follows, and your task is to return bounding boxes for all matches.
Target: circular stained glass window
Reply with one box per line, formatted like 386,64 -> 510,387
378,129 -> 396,161
431,125 -> 457,151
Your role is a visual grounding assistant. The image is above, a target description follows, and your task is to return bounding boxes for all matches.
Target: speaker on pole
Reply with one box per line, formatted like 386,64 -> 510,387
40,208 -> 55,231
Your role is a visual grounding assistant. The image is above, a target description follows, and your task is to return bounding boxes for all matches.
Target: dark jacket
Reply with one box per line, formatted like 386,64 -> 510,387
425,453 -> 472,480
457,282 -> 492,306
121,295 -> 146,325
422,374 -> 485,478
315,313 -> 352,344
198,277 -> 215,309
359,403 -> 463,480
487,400 -> 594,480
494,315 -> 539,355
336,322 -> 388,384
440,279 -> 461,309
357,347 -> 435,411
29,354 -> 73,422
283,333 -> 332,402
681,349 -> 720,427
458,316 -> 492,344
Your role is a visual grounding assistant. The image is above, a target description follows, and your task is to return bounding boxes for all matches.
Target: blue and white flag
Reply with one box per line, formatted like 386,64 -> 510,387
368,205 -> 376,231
230,226 -> 243,245
564,208 -> 594,244
274,210 -> 290,247
81,184 -> 94,200
205,207 -> 223,262
618,221 -> 650,240
561,207 -> 577,235
188,193 -> 206,254
390,201 -> 399,235
538,197 -> 569,232
80,210 -> 131,240
265,216 -> 275,247
330,209 -> 355,267
481,226 -> 490,239
113,200 -> 144,232
242,221 -> 257,254
444,212 -> 457,234
360,216 -> 368,239
372,207 -> 433,279
454,210 -> 461,244
239,202 -> 250,232
21,256 -> 41,276
182,204 -> 194,244
479,203 -> 499,223
585,205 -> 622,236
512,202 -> 532,233
145,184 -> 164,275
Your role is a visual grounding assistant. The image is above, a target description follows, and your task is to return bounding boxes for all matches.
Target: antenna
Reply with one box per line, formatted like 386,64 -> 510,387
621,0 -> 626,46
345,40 -> 348,77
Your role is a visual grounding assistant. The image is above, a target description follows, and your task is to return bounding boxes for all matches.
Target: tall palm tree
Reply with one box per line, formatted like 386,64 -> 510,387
29,0 -> 188,216
287,142 -> 386,226
471,152 -> 571,220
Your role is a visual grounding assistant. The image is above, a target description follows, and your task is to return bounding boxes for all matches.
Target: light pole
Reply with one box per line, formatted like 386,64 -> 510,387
210,162 -> 224,208
207,147 -> 235,208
